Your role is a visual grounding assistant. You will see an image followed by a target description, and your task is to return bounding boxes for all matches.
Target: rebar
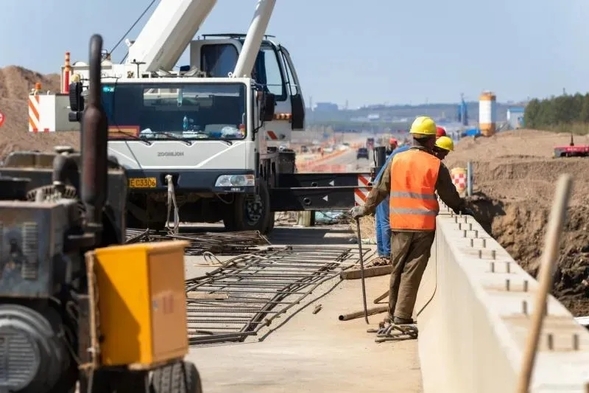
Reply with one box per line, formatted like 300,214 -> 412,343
125,228 -> 270,255
185,245 -> 369,344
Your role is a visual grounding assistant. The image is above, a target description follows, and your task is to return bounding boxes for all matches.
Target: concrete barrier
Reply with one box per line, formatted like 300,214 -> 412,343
416,202 -> 589,393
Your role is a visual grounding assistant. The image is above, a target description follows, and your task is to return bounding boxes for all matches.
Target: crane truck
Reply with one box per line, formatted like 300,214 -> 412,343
27,0 -> 372,233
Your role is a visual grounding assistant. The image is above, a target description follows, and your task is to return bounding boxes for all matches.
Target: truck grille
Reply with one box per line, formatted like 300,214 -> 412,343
0,330 -> 39,389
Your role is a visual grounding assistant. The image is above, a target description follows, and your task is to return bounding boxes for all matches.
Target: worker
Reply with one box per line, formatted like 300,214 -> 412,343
351,116 -> 471,330
436,126 -> 447,138
385,137 -> 397,155
432,135 -> 454,160
372,138 -> 409,266
371,133 -> 452,266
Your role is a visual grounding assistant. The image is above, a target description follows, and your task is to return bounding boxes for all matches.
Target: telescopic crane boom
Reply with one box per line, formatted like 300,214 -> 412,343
232,0 -> 276,77
126,0 -> 218,72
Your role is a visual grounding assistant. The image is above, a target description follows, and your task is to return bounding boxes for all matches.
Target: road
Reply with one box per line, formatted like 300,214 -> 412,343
183,225 -> 422,393
306,149 -> 373,172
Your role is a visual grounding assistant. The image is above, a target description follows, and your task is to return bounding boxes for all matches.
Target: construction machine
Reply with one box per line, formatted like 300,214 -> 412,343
28,0 -> 373,232
553,133 -> 589,158
0,34 -> 201,393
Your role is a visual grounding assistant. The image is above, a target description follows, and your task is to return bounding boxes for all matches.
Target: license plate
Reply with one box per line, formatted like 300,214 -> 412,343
129,177 -> 157,188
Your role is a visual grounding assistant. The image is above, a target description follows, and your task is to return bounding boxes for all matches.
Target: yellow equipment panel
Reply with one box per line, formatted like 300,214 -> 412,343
92,240 -> 190,367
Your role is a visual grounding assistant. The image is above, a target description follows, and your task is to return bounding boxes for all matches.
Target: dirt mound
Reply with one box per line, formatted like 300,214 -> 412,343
0,66 -> 79,160
448,130 -> 589,315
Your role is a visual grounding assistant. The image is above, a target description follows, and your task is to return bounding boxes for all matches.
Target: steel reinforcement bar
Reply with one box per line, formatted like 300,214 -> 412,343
415,202 -> 589,392
184,245 -> 367,345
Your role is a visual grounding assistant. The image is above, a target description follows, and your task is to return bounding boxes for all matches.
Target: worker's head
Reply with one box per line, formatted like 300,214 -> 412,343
432,136 -> 454,160
409,116 -> 438,149
389,137 -> 398,149
436,126 -> 447,138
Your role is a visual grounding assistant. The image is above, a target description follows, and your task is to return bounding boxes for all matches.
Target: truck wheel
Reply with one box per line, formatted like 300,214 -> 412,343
228,179 -> 271,233
151,361 -> 202,393
263,212 -> 275,235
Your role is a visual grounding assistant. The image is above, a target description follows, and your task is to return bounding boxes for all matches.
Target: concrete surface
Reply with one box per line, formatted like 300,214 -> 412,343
183,225 -> 423,393
416,204 -> 589,393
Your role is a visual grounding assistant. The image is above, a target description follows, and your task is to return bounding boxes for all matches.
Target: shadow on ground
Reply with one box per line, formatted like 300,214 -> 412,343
269,226 -> 356,246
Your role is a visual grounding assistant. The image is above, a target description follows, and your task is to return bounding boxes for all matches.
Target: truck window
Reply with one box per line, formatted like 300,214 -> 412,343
255,46 -> 285,100
200,44 -> 239,78
102,82 -> 247,141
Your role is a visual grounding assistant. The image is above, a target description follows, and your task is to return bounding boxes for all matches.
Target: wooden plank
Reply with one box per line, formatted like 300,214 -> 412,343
340,265 -> 392,280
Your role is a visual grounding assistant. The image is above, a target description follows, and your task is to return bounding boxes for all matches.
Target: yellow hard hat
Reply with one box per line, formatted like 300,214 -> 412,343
435,136 -> 454,152
409,116 -> 437,136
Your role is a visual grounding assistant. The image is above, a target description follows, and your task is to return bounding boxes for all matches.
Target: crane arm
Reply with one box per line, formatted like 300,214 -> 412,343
126,0 -> 218,72
232,0 -> 276,78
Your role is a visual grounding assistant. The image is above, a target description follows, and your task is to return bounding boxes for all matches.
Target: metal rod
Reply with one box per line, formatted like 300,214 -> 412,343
355,218 -> 370,324
339,306 -> 388,321
467,161 -> 473,197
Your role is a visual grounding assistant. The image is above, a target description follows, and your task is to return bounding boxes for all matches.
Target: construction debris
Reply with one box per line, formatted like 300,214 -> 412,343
125,228 -> 270,255
184,246 -> 368,345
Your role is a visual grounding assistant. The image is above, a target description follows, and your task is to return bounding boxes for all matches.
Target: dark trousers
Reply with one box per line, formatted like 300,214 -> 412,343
388,230 -> 435,320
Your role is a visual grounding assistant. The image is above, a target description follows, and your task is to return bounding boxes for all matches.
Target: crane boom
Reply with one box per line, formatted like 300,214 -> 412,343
126,0 -> 218,72
232,0 -> 276,78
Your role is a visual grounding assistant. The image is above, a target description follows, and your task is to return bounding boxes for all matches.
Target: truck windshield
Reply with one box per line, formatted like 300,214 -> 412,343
102,82 -> 247,141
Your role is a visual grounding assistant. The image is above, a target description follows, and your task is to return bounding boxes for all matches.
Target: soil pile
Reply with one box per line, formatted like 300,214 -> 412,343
0,66 -> 79,160
447,130 -> 589,315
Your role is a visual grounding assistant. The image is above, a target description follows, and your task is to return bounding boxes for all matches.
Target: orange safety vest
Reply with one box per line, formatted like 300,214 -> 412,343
389,149 -> 440,231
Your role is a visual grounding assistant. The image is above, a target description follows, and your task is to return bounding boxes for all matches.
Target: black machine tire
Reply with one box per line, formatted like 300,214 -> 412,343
151,361 -> 202,393
223,179 -> 271,234
263,211 -> 275,235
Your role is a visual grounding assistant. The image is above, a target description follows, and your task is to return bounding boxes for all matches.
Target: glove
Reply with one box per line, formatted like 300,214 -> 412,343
461,208 -> 475,216
349,206 -> 366,219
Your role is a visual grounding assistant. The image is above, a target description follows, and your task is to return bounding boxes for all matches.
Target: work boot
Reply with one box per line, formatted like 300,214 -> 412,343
393,316 -> 414,325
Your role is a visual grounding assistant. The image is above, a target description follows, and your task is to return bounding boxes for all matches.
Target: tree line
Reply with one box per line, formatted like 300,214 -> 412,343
524,93 -> 589,130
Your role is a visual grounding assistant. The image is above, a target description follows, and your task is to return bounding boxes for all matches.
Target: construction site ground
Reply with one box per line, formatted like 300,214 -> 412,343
183,224 -> 422,393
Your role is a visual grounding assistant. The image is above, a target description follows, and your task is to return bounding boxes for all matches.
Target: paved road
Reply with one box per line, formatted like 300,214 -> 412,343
183,225 -> 422,393
313,149 -> 373,172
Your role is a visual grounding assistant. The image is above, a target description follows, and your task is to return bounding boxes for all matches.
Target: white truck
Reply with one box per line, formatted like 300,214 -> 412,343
27,0 -> 369,233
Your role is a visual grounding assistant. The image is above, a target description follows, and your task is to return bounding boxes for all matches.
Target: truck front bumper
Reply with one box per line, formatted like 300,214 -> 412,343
125,168 -> 256,194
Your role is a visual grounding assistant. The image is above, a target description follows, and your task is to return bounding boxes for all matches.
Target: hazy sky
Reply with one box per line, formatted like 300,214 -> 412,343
2,0 -> 588,107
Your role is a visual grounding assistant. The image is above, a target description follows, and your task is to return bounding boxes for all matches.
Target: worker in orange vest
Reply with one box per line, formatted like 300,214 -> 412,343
351,116 -> 471,330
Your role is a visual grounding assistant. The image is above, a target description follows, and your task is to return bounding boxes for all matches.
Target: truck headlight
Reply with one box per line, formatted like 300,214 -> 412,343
215,174 -> 255,187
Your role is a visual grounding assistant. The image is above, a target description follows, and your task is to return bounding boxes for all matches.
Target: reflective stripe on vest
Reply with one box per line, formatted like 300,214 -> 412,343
389,149 -> 440,230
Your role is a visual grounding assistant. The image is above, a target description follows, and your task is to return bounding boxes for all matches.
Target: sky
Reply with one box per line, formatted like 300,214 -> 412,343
2,0 -> 589,108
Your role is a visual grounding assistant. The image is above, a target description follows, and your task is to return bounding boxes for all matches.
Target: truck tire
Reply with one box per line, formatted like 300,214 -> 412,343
151,361 -> 202,393
262,211 -> 275,235
225,179 -> 271,233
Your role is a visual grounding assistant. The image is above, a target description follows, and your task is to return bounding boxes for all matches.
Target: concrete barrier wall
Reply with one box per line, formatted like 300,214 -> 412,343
416,202 -> 589,393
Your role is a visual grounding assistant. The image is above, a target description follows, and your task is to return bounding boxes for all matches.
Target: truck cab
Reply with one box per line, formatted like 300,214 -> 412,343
190,34 -> 305,143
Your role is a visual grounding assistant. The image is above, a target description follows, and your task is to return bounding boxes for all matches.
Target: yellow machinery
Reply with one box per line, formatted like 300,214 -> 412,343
0,35 -> 202,393
89,241 -> 190,367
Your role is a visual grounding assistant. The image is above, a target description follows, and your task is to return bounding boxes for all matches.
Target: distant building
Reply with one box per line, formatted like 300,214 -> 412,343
507,107 -> 525,129
314,102 -> 339,112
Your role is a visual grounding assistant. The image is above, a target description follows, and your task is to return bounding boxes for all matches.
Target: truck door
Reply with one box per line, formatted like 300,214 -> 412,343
277,45 -> 305,131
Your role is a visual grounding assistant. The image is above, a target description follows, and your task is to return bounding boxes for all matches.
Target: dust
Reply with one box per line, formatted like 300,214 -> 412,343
448,130 -> 589,316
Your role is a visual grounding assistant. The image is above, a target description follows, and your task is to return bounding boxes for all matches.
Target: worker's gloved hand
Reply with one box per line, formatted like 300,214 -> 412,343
461,208 -> 475,217
349,206 -> 366,219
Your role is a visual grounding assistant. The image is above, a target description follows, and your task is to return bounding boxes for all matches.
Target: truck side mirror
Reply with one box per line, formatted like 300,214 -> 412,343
261,93 -> 276,122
